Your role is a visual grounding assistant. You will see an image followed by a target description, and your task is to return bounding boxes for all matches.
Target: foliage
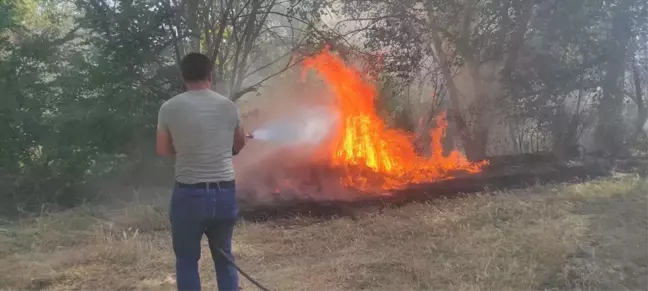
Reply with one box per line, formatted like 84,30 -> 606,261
332,0 -> 648,159
0,0 -> 325,213
1,0 -> 648,213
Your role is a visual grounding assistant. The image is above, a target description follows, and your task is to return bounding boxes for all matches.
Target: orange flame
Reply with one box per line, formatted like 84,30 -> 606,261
303,48 -> 488,191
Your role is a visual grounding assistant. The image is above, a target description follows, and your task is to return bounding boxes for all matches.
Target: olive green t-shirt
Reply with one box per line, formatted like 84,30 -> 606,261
157,89 -> 240,183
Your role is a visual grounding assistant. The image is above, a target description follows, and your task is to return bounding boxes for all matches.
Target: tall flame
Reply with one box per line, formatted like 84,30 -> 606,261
303,48 -> 488,191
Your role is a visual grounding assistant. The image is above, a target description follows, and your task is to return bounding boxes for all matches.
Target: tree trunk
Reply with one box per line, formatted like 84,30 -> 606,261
630,63 -> 647,140
185,0 -> 202,52
424,1 -> 489,161
595,2 -> 632,156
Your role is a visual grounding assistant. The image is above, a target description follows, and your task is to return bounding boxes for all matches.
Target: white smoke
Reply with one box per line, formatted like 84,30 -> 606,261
251,106 -> 339,146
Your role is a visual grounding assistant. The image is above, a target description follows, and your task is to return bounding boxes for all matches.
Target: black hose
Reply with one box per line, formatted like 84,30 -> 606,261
217,248 -> 272,291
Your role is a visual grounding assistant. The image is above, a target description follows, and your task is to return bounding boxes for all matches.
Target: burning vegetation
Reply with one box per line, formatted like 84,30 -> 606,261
302,48 -> 489,192
238,48 -> 489,198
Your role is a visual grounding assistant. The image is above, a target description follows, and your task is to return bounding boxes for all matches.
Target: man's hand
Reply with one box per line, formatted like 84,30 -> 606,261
233,125 -> 247,156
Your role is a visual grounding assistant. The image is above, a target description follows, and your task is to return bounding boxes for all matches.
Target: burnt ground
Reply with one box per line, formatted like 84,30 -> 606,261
238,155 -> 647,222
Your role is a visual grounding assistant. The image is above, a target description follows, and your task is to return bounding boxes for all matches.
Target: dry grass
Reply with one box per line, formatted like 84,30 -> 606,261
0,175 -> 646,290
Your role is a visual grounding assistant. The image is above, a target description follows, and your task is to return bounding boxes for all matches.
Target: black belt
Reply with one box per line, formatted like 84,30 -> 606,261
176,180 -> 235,189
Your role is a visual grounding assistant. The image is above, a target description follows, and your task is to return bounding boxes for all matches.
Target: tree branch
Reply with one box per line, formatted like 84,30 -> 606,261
209,0 -> 236,62
50,24 -> 82,46
231,53 -> 309,101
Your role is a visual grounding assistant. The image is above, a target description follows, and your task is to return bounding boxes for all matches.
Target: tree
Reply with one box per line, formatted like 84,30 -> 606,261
334,0 -> 648,160
334,0 -> 544,160
76,0 -> 322,100
0,0 -> 331,211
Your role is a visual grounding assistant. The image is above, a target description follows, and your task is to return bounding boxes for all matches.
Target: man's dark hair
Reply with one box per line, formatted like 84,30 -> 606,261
180,53 -> 213,81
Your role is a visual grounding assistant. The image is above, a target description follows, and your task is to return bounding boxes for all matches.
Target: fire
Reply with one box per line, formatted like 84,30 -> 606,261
303,48 -> 488,191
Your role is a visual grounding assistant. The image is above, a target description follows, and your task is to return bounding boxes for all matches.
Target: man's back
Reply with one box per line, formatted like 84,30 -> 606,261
158,52 -> 246,291
158,89 -> 239,183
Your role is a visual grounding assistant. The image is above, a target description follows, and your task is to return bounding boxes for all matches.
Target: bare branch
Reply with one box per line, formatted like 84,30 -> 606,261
51,25 -> 82,46
209,0 -> 236,62
331,14 -> 410,30
232,53 -> 310,101
243,38 -> 306,79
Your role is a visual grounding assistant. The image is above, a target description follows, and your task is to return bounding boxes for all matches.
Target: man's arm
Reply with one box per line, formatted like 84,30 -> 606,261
156,102 -> 175,157
232,125 -> 246,156
157,127 -> 176,157
232,106 -> 247,156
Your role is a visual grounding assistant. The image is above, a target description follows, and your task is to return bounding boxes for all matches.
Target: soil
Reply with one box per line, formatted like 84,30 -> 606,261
238,160 -> 613,222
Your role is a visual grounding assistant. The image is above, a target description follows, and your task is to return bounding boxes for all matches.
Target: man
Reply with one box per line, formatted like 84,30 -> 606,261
157,52 -> 248,291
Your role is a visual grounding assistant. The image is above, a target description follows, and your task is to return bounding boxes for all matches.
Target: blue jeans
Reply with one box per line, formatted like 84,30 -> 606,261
169,183 -> 239,291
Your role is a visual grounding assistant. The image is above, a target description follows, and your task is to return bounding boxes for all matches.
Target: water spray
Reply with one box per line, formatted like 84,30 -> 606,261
247,106 -> 338,146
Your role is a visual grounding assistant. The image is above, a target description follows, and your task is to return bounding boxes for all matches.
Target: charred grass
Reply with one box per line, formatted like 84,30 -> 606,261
0,175 -> 646,290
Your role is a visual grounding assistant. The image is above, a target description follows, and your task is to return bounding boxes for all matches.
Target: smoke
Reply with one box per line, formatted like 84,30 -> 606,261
252,106 -> 339,146
233,73 -> 360,204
